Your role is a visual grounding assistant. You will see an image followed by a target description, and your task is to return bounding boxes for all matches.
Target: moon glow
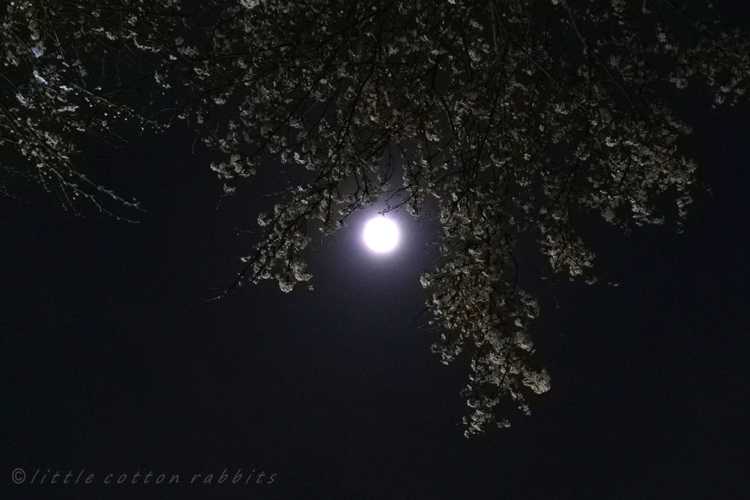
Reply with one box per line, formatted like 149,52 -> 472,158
363,217 -> 399,253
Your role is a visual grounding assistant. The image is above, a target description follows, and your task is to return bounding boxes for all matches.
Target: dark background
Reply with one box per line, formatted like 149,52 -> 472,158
3,6 -> 750,499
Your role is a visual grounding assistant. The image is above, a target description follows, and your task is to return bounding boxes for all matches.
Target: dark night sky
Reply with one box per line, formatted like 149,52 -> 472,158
3,11 -> 750,500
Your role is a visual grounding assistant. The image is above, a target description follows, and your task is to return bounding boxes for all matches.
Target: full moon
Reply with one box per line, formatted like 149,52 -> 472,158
363,217 -> 399,252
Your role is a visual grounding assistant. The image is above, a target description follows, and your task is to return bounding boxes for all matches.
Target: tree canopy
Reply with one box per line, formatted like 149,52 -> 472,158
3,0 -> 750,436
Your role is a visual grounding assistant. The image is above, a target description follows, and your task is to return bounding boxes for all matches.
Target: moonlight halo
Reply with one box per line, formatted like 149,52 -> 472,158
363,217 -> 399,253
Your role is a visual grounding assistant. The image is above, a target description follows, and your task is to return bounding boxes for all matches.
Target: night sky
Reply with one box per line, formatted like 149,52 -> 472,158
3,16 -> 750,500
